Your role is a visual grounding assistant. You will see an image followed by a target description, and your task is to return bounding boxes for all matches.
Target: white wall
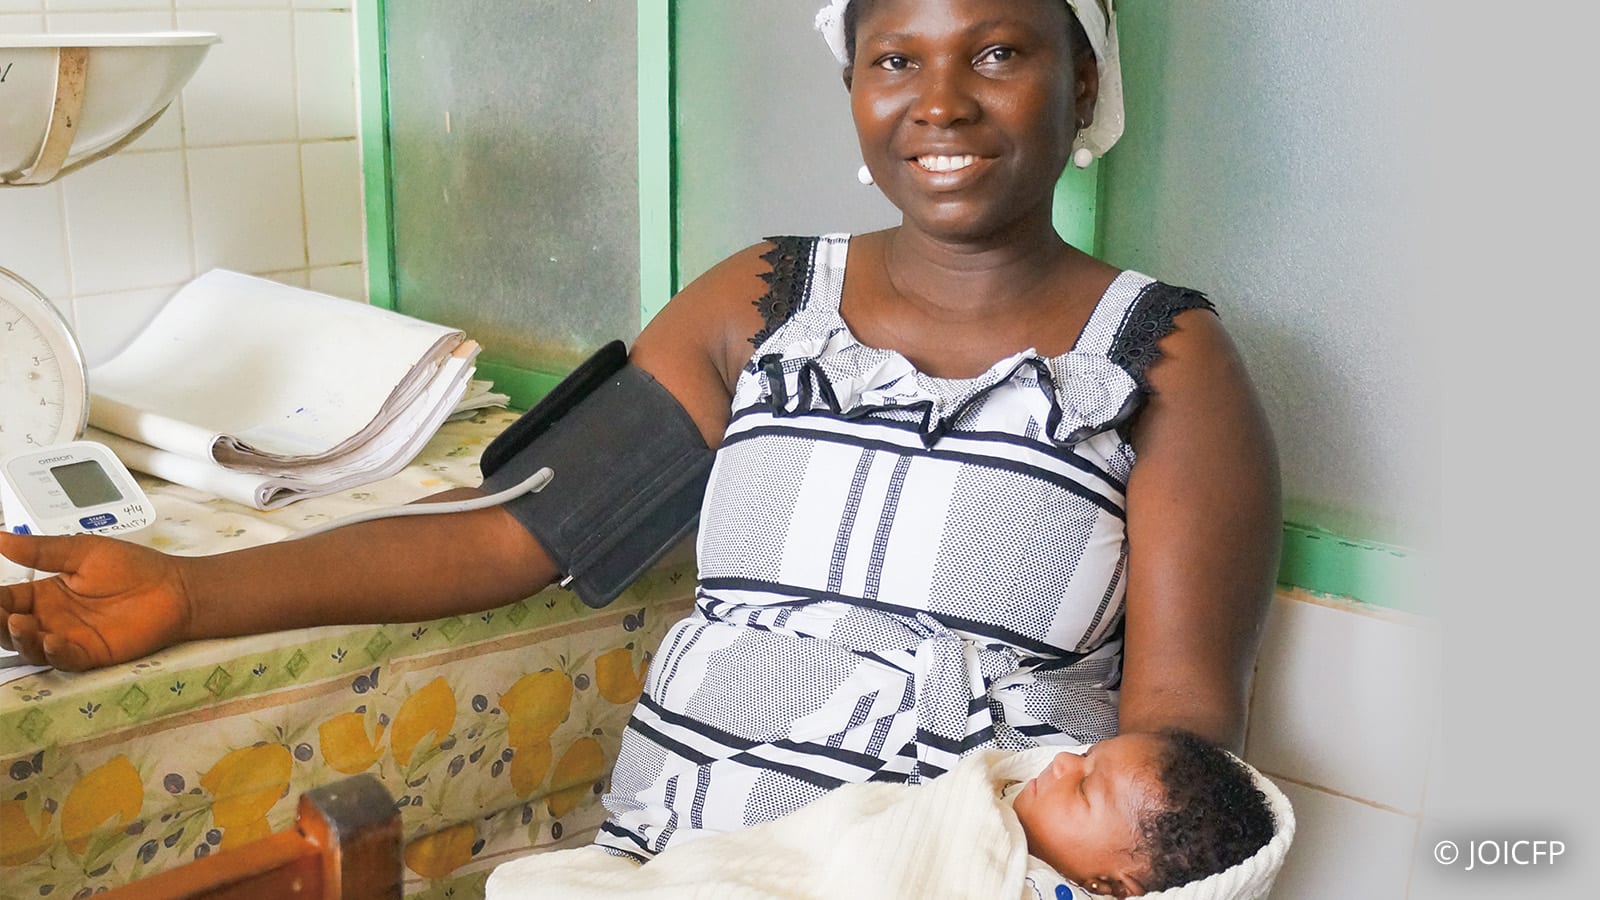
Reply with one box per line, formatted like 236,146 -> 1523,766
0,0 -> 365,368
1244,591 -> 1440,900
1096,2 -> 1434,549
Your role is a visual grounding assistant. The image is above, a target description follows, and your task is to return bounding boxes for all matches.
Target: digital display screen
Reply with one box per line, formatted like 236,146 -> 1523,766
51,459 -> 123,508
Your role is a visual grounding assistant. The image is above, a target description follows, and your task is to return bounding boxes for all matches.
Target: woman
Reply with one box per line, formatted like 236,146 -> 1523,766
0,0 -> 1277,863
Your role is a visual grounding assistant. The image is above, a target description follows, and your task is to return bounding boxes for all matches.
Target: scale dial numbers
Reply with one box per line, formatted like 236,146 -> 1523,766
0,268 -> 88,463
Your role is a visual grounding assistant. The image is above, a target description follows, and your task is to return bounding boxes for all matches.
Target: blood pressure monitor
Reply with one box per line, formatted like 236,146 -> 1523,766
1,267 -> 152,536
1,440 -> 153,536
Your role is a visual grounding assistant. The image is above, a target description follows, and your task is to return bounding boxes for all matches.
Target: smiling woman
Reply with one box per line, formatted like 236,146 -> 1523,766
577,0 -> 1279,867
843,0 -> 1089,245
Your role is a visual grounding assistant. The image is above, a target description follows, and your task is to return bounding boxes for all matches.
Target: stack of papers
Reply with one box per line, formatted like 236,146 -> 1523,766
86,269 -> 504,509
450,379 -> 513,421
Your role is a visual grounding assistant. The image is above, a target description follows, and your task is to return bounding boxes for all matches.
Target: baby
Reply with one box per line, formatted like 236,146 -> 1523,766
1011,729 -> 1277,898
485,728 -> 1283,900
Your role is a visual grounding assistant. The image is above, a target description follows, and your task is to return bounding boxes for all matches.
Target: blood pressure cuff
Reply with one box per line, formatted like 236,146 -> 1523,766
479,340 -> 714,608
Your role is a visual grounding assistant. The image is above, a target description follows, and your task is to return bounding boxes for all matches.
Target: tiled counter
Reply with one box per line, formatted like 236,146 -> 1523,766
1,409 -> 696,899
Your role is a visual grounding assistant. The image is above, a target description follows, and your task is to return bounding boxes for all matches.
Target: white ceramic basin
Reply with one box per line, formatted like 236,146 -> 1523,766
0,32 -> 219,184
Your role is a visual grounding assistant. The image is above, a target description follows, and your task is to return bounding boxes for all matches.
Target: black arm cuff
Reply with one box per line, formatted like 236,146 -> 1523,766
480,342 -> 713,608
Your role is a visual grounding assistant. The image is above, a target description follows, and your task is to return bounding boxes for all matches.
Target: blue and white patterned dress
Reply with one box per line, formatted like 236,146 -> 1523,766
595,233 -> 1212,859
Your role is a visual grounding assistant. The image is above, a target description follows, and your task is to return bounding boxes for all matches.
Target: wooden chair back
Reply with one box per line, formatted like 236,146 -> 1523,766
100,773 -> 401,900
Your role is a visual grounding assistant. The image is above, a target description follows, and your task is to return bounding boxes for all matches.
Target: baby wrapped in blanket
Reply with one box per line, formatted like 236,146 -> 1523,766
486,730 -> 1295,900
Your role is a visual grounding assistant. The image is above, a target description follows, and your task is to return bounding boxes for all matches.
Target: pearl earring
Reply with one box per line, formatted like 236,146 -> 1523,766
857,164 -> 874,186
1072,115 -> 1095,169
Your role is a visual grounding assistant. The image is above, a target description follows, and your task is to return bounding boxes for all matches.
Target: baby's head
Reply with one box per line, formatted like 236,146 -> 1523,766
1011,730 -> 1275,898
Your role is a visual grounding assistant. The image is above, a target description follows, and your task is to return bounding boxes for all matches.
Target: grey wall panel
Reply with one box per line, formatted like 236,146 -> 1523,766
385,0 -> 640,370
674,0 -> 900,286
1099,2 -> 1434,545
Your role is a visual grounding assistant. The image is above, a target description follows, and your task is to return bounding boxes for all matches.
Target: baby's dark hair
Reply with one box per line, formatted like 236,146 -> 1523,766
1135,729 -> 1276,892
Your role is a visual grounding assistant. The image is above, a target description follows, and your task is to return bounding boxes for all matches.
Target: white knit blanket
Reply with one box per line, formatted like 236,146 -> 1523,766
485,747 -> 1294,900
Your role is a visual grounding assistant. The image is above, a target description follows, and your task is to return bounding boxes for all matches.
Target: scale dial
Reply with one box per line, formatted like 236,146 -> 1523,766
0,266 -> 88,462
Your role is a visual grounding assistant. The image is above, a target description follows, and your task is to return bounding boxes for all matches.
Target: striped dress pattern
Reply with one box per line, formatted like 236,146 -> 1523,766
595,233 -> 1213,860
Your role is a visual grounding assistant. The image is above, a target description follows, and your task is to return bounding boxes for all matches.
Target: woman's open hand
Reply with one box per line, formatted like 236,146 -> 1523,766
0,532 -> 191,671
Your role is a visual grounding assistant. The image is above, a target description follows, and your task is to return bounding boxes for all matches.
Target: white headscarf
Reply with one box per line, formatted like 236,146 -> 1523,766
814,0 -> 1125,160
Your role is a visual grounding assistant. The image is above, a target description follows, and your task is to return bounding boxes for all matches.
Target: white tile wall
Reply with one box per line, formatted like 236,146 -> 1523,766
1268,781 -> 1419,900
301,138 -> 361,265
0,13 -> 46,32
0,0 -> 367,366
49,1 -> 169,11
1243,590 -> 1444,900
61,149 -> 193,295
1246,594 -> 1440,814
189,143 -> 305,272
307,261 -> 362,298
176,10 -> 297,146
294,9 -> 354,140
174,0 -> 289,10
0,181 -> 69,299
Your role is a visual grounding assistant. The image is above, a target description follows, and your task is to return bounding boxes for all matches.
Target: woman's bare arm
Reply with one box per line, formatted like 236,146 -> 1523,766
0,499 -> 556,670
1118,310 -> 1281,752
0,242 -> 776,671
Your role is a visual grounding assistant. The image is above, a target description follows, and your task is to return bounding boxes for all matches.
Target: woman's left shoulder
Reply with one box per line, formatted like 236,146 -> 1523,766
1116,278 -> 1246,395
1121,280 -> 1274,466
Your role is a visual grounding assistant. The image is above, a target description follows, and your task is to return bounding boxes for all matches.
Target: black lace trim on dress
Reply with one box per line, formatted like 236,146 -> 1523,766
1103,281 -> 1215,441
1107,282 -> 1216,393
749,236 -> 817,348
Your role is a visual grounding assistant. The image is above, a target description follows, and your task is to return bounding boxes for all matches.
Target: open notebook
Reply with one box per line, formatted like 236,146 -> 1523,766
84,269 -> 502,509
